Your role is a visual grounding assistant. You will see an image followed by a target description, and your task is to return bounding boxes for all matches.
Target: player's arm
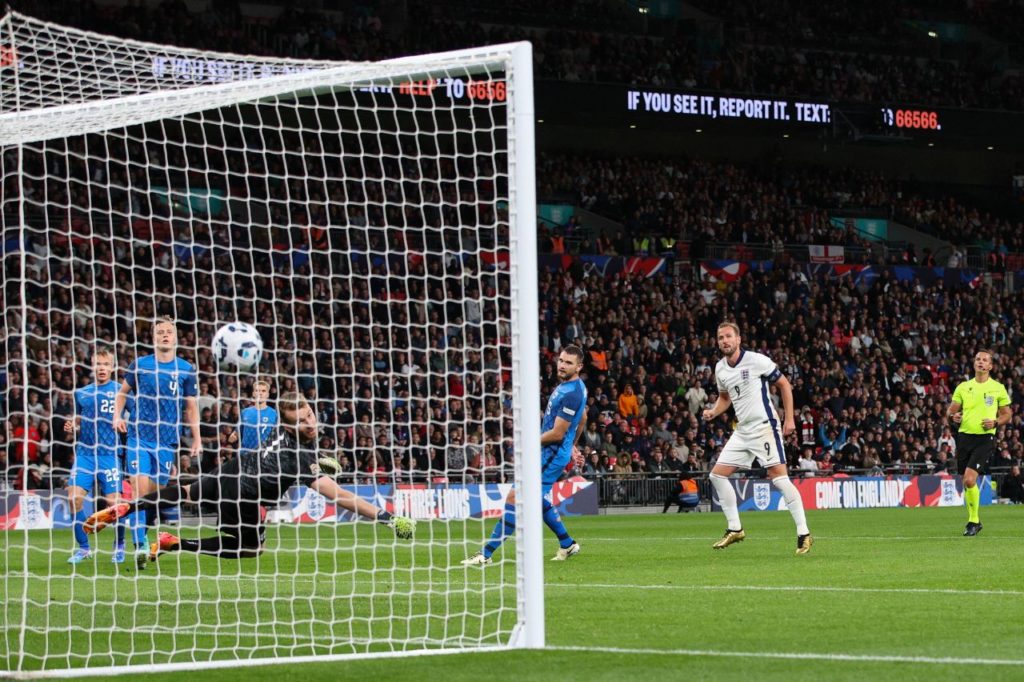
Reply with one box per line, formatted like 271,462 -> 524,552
541,417 -> 571,446
310,475 -> 383,521
63,415 -> 81,436
542,388 -> 584,447
572,410 -> 587,447
185,396 -> 202,457
702,390 -> 731,422
570,410 -> 588,467
112,381 -> 132,433
987,404 -> 1012,430
772,373 -> 796,436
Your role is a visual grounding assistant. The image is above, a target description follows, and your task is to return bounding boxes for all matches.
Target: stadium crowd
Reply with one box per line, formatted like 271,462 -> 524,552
3,0 -> 1024,501
8,0 -> 1023,111
538,153 -> 1024,263
4,149 -> 1024,492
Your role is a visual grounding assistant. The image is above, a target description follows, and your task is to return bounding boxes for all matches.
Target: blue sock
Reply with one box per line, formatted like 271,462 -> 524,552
483,502 -> 517,558
73,508 -> 90,550
115,520 -> 126,548
543,498 -> 574,549
129,511 -> 148,550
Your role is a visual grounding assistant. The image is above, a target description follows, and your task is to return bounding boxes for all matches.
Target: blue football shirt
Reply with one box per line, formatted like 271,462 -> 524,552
75,380 -> 121,449
239,405 -> 278,451
125,355 -> 197,446
541,378 -> 587,464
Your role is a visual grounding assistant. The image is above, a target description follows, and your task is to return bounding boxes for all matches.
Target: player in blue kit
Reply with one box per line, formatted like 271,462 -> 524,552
229,380 -> 278,452
113,316 -> 201,569
65,348 -> 128,564
462,345 -> 587,566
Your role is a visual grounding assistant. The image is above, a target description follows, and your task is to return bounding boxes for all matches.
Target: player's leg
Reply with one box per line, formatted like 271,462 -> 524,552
543,483 -> 579,561
465,488 -> 516,565
710,436 -> 749,548
766,463 -> 812,554
963,466 -> 981,530
85,482 -> 194,533
760,424 -> 811,554
154,445 -> 178,526
172,501 -> 265,560
66,480 -> 92,564
125,440 -> 159,561
67,446 -> 97,562
538,455 -> 577,559
96,451 -> 127,563
959,436 -> 990,535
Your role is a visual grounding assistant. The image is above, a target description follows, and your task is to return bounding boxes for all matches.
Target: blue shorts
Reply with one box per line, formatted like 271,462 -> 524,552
541,448 -> 571,489
126,439 -> 176,486
71,446 -> 121,496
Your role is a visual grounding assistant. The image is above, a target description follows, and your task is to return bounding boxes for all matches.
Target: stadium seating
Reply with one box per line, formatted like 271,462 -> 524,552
3,0 -> 1022,492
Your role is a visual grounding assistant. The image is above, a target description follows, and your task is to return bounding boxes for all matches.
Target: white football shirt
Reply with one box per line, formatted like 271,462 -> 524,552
715,349 -> 784,433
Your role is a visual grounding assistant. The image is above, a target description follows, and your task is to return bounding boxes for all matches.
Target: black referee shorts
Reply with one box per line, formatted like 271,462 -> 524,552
956,433 -> 996,475
192,476 -> 266,547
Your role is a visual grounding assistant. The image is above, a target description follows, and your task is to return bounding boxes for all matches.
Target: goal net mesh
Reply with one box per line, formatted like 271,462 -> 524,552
0,11 -> 537,675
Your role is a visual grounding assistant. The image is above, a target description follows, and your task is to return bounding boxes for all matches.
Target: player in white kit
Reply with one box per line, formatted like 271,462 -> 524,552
702,322 -> 813,554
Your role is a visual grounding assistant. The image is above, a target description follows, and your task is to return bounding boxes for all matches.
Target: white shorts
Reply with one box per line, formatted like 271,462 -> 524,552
716,424 -> 786,469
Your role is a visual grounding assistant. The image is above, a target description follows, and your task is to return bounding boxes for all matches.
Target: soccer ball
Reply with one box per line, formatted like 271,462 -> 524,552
212,322 -> 264,372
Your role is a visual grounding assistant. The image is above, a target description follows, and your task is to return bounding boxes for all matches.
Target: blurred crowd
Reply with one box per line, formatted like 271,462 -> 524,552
8,0 -> 1023,110
538,153 -> 1024,262
542,262 -> 1024,483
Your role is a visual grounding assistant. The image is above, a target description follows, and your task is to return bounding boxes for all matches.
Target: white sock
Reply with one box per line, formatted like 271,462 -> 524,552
772,475 -> 809,536
710,474 -> 742,532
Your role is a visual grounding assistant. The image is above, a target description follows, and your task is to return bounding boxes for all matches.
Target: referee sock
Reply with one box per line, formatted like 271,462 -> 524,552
542,498 -> 574,549
772,475 -> 810,536
710,474 -> 742,532
965,484 -> 981,523
483,502 -> 516,559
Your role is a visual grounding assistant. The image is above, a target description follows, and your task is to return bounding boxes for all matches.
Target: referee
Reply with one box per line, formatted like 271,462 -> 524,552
947,350 -> 1012,536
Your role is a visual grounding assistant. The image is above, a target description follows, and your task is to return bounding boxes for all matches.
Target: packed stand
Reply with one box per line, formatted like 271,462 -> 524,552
540,264 -> 1024,482
1,124 -> 514,491
7,0 -> 1023,110
537,152 -> 1024,264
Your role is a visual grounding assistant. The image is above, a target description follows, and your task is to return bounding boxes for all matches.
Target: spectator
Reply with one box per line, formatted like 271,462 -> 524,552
1001,466 -> 1024,504
662,472 -> 700,513
684,379 -> 708,419
797,447 -> 819,476
618,383 -> 639,420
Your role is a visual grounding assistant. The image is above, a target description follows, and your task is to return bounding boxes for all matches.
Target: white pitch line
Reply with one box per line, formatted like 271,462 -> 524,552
8,573 -> 1020,598
548,645 -> 1024,667
582,535 -> 1022,541
548,582 -> 1024,597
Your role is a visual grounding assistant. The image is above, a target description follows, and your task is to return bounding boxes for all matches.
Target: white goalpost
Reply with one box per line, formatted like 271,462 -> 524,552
0,11 -> 541,676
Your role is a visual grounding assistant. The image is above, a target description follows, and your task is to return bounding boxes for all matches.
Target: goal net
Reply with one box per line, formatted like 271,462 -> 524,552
0,11 -> 541,676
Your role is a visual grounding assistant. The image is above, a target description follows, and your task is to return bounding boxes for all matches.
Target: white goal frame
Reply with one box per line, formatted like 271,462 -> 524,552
0,11 -> 541,677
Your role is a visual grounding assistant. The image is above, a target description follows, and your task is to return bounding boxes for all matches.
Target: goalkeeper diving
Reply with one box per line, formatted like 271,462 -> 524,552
86,392 -> 415,561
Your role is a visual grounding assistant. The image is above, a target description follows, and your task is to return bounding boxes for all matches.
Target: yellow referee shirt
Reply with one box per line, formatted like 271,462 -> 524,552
951,378 -> 1011,435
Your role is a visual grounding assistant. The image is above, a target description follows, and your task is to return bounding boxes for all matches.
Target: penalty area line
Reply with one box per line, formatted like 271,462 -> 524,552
548,645 -> 1024,667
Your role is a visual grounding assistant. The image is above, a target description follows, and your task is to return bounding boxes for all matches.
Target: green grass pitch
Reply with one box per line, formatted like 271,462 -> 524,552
2,506 -> 1023,681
